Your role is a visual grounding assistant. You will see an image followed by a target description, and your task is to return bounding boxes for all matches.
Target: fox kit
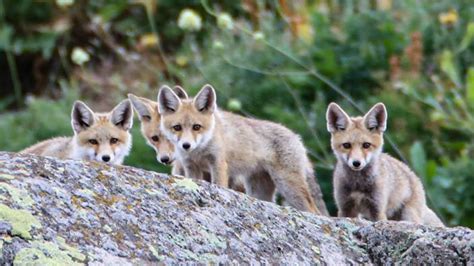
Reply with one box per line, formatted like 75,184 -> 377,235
21,100 -> 133,165
129,88 -> 247,193
157,84 -> 327,214
326,102 -> 444,226
128,90 -> 185,172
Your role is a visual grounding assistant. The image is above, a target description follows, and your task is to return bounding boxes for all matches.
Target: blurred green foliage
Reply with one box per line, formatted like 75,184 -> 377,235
0,0 -> 473,227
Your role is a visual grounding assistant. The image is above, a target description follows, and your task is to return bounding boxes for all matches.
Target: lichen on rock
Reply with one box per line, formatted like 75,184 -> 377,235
0,204 -> 41,240
0,152 -> 472,264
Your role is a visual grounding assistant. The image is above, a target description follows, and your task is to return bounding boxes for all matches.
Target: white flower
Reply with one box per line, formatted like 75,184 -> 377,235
56,0 -> 74,7
178,9 -> 202,32
71,47 -> 90,66
212,40 -> 224,50
227,99 -> 242,111
217,13 -> 233,30
253,31 -> 265,41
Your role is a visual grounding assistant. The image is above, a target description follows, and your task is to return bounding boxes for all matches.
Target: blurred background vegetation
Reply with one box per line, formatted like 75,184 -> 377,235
0,0 -> 473,228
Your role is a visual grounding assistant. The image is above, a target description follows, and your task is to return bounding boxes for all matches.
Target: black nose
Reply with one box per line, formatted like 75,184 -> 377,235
102,155 -> 111,162
352,161 -> 361,167
160,156 -> 170,164
182,143 -> 191,150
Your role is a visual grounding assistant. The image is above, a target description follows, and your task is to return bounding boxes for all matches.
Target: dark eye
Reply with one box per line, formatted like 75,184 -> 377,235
342,143 -> 351,149
151,135 -> 159,142
173,125 -> 182,131
362,142 -> 371,149
192,124 -> 201,131
110,138 -> 119,144
89,139 -> 98,145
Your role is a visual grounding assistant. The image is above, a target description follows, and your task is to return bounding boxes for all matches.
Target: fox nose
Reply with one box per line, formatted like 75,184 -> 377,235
182,143 -> 191,150
160,156 -> 170,164
352,161 -> 361,168
102,155 -> 111,162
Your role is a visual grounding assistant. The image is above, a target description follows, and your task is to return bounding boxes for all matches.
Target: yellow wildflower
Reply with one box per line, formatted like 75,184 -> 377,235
175,55 -> 188,67
296,23 -> 314,44
439,9 -> 458,25
139,33 -> 158,48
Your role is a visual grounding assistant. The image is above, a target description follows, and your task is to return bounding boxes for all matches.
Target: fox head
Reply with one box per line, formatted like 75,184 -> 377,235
128,86 -> 188,165
326,102 -> 387,171
71,100 -> 133,164
157,84 -> 216,153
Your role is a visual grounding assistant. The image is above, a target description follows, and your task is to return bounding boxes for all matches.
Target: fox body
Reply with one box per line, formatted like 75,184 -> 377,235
129,89 -> 246,193
327,102 -> 443,226
21,100 -> 133,165
158,84 -> 327,214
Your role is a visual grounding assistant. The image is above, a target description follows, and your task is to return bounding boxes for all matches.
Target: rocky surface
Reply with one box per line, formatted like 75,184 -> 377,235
0,152 -> 472,265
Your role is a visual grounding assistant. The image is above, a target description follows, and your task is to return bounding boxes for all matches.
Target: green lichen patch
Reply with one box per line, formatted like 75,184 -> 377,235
77,189 -> 95,197
14,239 -> 86,265
0,183 -> 34,208
149,245 -> 164,261
0,174 -> 15,180
56,237 -> 87,262
0,204 -> 41,239
174,178 -> 199,192
204,231 -> 227,249
103,225 -> 113,233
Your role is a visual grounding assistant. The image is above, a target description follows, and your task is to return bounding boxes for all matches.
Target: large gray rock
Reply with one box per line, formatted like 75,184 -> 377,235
0,152 -> 472,265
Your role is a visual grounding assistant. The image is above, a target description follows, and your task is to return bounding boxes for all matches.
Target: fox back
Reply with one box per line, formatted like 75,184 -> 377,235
21,100 -> 133,165
327,103 -> 443,226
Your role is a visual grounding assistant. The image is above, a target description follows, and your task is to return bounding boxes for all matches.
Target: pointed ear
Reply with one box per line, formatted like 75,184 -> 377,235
110,99 -> 134,130
158,85 -> 181,114
193,84 -> 216,113
128,94 -> 153,122
363,103 -> 387,132
71,101 -> 95,134
326,103 -> 350,132
173,85 -> 189,99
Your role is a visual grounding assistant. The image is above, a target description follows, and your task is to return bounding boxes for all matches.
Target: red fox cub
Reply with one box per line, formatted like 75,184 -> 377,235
326,102 -> 444,226
128,90 -> 185,174
129,88 -> 246,193
21,100 -> 133,165
157,84 -> 326,214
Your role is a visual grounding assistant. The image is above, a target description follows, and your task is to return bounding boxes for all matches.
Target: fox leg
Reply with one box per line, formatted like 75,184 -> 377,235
210,159 -> 229,188
182,162 -> 203,180
338,199 -> 358,218
171,161 -> 185,176
400,204 -> 423,224
364,196 -> 387,221
244,171 -> 275,202
267,166 -> 320,214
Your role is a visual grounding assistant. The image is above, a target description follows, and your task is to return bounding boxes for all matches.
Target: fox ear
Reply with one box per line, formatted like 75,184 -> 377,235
326,103 -> 350,132
110,99 -> 134,130
363,103 -> 387,132
173,85 -> 189,99
71,101 -> 95,134
128,94 -> 153,122
193,84 -> 216,113
158,85 -> 181,114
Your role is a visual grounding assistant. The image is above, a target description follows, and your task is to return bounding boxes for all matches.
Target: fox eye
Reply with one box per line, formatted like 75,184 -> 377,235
362,142 -> 371,149
89,139 -> 98,145
151,135 -> 159,142
173,125 -> 182,131
192,124 -> 202,131
342,143 -> 351,149
110,138 -> 119,144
